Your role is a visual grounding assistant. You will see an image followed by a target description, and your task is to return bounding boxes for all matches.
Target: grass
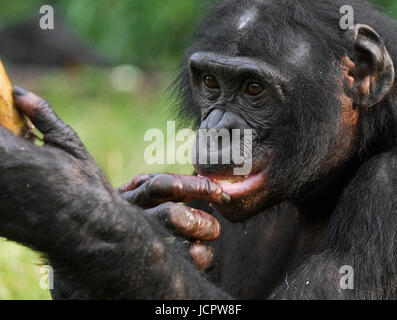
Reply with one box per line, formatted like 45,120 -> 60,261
0,65 -> 193,299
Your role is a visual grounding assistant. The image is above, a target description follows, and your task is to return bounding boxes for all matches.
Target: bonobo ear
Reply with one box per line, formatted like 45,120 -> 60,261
345,24 -> 395,107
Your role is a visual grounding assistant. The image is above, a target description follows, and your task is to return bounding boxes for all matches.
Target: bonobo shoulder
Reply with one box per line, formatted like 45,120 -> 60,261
355,148 -> 397,189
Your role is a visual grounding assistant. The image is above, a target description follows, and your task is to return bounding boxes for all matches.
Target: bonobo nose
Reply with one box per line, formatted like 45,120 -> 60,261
194,108 -> 253,177
200,109 -> 250,131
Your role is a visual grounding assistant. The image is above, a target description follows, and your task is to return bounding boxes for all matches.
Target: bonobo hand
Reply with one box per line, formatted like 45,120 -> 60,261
119,173 -> 231,270
0,86 -> 117,248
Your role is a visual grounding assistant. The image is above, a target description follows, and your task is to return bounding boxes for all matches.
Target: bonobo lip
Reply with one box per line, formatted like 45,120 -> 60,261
198,169 -> 267,197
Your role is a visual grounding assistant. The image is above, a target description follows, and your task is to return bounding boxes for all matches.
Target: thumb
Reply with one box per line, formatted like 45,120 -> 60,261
13,86 -> 90,160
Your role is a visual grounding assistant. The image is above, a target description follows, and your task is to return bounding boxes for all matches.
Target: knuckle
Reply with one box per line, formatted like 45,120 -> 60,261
154,202 -> 177,215
149,202 -> 181,223
205,179 -> 220,195
121,190 -> 134,201
146,177 -> 163,196
34,98 -> 52,114
147,174 -> 175,197
157,201 -> 174,210
63,125 -> 80,140
162,201 -> 184,214
36,98 -> 51,109
133,174 -> 151,188
44,123 -> 77,143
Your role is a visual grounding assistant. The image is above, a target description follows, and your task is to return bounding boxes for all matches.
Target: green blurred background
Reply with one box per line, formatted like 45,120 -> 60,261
0,0 -> 396,300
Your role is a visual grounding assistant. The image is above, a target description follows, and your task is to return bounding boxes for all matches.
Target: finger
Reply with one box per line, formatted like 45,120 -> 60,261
189,243 -> 215,271
145,202 -> 221,241
123,174 -> 230,207
118,173 -> 160,193
14,86 -> 60,134
120,183 -> 150,205
13,86 -> 88,159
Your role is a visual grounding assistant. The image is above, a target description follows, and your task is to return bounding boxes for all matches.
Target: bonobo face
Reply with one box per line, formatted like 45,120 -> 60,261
188,47 -> 343,222
189,52 -> 288,221
182,4 -> 347,224
183,3 -> 394,222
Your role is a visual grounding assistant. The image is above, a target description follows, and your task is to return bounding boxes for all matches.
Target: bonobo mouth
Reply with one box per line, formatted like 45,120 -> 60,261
194,148 -> 273,221
198,168 -> 268,198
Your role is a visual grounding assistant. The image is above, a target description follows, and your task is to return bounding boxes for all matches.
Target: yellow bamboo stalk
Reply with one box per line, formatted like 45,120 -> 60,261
0,59 -> 28,136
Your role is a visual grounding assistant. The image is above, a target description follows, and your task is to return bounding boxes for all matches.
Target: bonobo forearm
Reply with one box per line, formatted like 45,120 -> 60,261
52,193 -> 231,299
2,186 -> 230,299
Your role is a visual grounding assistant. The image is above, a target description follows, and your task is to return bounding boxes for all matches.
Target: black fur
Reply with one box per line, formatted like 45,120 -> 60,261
0,0 -> 395,300
172,0 -> 397,299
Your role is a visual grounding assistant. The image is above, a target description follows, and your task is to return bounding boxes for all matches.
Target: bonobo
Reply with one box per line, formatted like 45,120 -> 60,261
0,0 -> 396,299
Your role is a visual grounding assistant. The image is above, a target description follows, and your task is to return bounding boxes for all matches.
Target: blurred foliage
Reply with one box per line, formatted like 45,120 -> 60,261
0,240 -> 49,300
374,0 -> 397,11
61,0 -> 205,68
0,0 -> 396,68
0,0 -> 206,69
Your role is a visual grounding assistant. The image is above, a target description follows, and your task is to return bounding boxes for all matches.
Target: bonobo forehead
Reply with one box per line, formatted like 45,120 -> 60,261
191,0 -> 315,74
282,36 -> 312,69
237,7 -> 258,31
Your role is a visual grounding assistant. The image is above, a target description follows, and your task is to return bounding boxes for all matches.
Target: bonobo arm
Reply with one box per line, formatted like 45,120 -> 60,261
270,150 -> 397,300
0,88 -> 231,299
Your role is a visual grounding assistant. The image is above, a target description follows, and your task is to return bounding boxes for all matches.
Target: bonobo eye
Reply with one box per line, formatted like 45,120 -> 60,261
243,80 -> 265,97
202,74 -> 220,89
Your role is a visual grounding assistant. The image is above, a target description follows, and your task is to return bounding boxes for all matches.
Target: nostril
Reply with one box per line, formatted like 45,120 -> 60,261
213,111 -> 249,131
200,109 -> 225,129
198,109 -> 251,152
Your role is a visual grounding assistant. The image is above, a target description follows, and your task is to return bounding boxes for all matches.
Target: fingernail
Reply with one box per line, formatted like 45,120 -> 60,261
222,192 -> 231,203
13,85 -> 28,97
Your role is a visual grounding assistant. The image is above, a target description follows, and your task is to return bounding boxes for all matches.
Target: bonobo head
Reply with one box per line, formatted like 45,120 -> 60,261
174,0 -> 397,222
